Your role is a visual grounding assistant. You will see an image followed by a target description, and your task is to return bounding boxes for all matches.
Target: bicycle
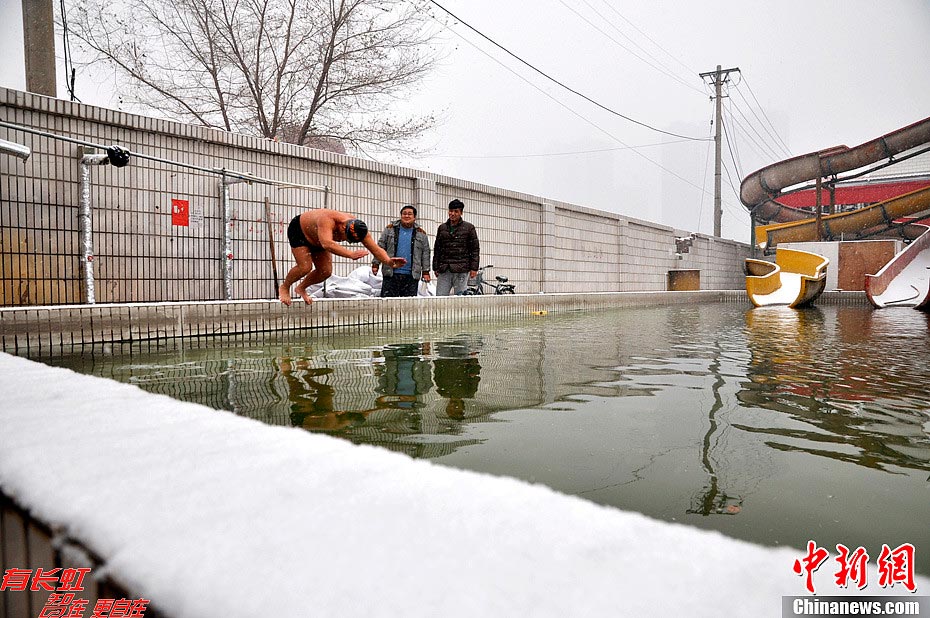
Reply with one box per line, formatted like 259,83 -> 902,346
460,265 -> 516,295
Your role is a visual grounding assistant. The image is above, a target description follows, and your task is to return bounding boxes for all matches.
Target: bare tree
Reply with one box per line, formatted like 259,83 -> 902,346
66,0 -> 443,153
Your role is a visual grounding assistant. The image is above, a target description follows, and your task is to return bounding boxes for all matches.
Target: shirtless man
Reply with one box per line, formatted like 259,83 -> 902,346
279,209 -> 406,306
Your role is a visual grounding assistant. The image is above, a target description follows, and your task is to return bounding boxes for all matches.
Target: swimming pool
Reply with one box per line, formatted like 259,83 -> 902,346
40,302 -> 930,574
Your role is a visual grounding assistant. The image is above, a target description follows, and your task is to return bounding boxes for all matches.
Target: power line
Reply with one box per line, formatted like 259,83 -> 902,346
423,14 -> 709,194
727,105 -> 745,174
413,2 -> 729,229
721,108 -> 742,178
424,0 -> 709,142
417,138 -> 694,160
557,0 -> 704,95
737,74 -> 792,156
731,87 -> 790,159
59,0 -> 80,102
696,112 -> 715,234
594,0 -> 698,78
720,159 -> 746,212
721,110 -> 745,180
724,97 -> 784,163
720,163 -> 750,229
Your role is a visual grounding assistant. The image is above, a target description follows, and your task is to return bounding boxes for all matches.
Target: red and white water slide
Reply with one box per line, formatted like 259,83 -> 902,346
865,224 -> 930,308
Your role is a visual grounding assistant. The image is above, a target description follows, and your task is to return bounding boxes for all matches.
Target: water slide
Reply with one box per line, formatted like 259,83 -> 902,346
740,116 -> 930,238
739,117 -> 930,307
745,247 -> 828,308
865,225 -> 930,309
753,186 -> 930,249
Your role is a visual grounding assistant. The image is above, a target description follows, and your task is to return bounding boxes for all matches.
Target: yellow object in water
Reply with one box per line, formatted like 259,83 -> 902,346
531,310 -> 548,316
745,247 -> 829,308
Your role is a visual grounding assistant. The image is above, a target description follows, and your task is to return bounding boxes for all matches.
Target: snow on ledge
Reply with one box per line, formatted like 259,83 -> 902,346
0,353 -> 924,617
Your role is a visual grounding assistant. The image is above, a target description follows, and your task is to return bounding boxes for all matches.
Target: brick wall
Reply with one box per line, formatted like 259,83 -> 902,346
0,87 -> 749,306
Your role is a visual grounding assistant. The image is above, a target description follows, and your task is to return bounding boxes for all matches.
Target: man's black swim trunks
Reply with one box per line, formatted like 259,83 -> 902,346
287,215 -> 315,249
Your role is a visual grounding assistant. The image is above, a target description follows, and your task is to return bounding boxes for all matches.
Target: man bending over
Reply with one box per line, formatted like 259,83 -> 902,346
280,209 -> 406,306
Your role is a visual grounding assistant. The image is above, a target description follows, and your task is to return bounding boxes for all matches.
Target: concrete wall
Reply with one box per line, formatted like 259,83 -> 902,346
0,87 -> 750,306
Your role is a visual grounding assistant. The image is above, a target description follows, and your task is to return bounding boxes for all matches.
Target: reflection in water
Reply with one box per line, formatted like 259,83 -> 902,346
37,304 -> 930,574
741,306 -> 930,476
273,338 -> 488,455
433,337 -> 482,420
281,361 -> 361,432
273,337 -> 489,456
688,352 -> 742,517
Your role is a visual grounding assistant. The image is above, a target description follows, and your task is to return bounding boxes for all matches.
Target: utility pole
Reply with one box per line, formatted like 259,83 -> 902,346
699,65 -> 739,237
22,0 -> 57,97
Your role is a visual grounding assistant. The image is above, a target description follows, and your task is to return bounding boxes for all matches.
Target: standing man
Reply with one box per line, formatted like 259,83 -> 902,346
372,205 -> 431,297
432,199 -> 479,296
279,209 -> 406,306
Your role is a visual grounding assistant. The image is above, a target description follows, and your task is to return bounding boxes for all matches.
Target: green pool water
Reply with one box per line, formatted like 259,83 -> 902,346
40,302 -> 930,575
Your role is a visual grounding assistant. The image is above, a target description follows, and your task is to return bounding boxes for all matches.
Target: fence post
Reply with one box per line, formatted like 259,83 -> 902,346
220,174 -> 248,301
79,151 -> 107,304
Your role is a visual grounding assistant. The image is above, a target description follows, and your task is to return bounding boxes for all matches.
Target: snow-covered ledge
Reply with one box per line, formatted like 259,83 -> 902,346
1,353 -> 924,617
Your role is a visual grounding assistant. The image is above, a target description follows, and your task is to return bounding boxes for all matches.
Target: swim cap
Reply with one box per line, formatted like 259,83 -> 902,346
345,219 -> 368,243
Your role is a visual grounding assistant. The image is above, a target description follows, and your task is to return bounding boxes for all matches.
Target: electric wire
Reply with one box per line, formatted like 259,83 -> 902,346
558,0 -> 704,95
417,1 -> 735,224
722,106 -> 743,179
417,138 -> 692,160
738,74 -> 792,156
59,0 -> 80,102
731,87 -> 790,159
720,159 -> 750,226
696,113 -> 715,233
724,99 -> 751,176
416,6 -> 716,200
594,0 -> 698,78
424,0 -> 709,141
724,99 -> 784,163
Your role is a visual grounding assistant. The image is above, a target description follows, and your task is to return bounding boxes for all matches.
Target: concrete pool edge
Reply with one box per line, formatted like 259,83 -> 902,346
0,290 -> 869,353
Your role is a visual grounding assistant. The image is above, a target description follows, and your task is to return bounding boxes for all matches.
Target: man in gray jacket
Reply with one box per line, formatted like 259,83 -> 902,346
372,205 -> 431,297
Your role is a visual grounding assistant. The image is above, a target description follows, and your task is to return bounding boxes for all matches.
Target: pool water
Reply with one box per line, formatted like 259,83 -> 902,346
41,303 -> 930,574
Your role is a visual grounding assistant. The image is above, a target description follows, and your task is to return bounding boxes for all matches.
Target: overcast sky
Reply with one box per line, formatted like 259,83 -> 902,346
2,0 -> 929,241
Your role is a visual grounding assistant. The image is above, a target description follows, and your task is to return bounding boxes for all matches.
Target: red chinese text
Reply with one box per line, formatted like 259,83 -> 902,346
793,541 -> 917,594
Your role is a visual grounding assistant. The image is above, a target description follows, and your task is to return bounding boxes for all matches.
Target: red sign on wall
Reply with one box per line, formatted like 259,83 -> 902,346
172,199 -> 190,227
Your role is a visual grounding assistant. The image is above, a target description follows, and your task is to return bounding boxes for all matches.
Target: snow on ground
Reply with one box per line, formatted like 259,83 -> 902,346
1,352 -> 926,617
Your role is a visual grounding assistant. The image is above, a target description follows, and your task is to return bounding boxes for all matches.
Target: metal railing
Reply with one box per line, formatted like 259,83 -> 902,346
0,119 -> 329,303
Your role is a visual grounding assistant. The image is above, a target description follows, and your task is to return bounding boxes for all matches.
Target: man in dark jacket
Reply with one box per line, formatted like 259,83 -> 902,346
432,199 -> 480,295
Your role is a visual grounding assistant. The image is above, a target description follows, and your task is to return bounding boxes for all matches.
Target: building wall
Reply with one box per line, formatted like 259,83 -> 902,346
0,87 -> 750,306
